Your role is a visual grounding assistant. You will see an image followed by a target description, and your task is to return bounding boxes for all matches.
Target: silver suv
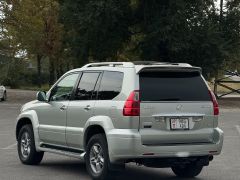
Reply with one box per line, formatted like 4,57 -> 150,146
16,62 -> 223,180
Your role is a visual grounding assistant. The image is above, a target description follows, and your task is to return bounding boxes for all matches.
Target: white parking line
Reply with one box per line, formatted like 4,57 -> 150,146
1,143 -> 17,150
0,103 -> 22,106
236,125 -> 240,136
225,136 -> 240,138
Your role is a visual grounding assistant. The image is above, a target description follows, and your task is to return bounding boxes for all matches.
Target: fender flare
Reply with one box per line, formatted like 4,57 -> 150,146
16,110 -> 41,152
83,115 -> 114,149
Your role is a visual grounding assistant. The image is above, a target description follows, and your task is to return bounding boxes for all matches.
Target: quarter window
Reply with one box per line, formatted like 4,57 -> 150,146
97,71 -> 124,100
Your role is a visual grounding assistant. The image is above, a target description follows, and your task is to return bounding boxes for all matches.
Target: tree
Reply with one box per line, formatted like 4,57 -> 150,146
128,0 -> 240,79
224,0 -> 240,71
60,0 -> 132,67
3,0 -> 63,87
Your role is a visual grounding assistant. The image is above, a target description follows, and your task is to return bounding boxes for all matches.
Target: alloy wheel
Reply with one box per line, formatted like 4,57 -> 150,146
89,143 -> 105,174
20,132 -> 31,159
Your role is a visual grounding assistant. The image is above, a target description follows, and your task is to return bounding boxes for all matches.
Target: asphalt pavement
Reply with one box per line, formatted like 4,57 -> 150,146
0,90 -> 240,180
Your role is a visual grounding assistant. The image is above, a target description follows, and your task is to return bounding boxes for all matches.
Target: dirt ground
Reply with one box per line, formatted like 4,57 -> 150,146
2,89 -> 240,110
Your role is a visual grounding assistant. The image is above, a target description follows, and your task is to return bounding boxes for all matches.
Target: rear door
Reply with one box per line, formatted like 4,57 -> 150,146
139,69 -> 214,145
66,71 -> 101,149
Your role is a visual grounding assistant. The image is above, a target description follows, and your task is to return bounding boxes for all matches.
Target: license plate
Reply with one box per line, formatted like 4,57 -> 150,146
170,118 -> 189,130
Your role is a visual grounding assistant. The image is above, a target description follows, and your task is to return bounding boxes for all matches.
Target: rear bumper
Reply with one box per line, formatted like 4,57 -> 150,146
107,128 -> 223,163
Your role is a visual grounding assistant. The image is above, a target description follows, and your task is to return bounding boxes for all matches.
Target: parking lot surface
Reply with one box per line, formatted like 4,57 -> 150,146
0,90 -> 240,180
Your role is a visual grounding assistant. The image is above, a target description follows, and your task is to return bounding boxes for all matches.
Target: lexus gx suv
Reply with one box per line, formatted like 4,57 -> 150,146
16,62 -> 223,180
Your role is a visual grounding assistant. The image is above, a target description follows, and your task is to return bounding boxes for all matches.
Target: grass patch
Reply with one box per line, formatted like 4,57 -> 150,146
208,82 -> 240,94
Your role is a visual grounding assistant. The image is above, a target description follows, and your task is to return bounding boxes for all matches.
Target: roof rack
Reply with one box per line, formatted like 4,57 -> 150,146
83,62 -> 134,68
133,61 -> 181,66
82,61 -> 192,68
133,61 -> 158,65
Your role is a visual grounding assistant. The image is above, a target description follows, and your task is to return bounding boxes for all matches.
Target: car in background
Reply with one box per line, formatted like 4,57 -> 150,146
0,85 -> 7,101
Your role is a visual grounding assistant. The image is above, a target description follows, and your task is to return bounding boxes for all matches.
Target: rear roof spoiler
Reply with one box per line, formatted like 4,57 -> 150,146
137,66 -> 202,74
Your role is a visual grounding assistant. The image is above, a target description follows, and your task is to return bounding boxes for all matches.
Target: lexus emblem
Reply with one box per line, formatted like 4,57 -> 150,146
176,105 -> 183,111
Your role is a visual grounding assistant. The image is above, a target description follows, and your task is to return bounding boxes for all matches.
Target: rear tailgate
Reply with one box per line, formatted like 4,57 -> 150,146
139,68 -> 215,145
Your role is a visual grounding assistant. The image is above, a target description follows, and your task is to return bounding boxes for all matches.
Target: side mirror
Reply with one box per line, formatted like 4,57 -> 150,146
37,91 -> 46,102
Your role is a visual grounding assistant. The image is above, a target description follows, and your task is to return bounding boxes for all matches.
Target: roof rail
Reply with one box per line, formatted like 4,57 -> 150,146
83,62 -> 134,68
133,61 -> 183,66
133,61 -> 158,65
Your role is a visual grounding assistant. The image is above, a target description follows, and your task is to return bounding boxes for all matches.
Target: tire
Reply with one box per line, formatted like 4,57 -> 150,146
17,124 -> 44,165
86,134 -> 114,180
171,164 -> 203,178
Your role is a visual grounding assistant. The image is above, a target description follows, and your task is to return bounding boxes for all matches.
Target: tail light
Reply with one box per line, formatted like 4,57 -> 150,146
209,90 -> 219,116
123,90 -> 140,116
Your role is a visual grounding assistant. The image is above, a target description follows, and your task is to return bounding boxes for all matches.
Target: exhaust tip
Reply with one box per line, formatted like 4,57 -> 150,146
209,155 -> 213,161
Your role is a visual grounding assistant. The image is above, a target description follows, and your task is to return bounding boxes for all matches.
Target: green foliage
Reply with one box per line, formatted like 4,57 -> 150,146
131,0 -> 229,78
3,0 -> 63,58
60,0 -> 132,66
0,57 -> 27,88
224,0 -> 240,70
1,0 -> 240,87
2,0 -> 64,86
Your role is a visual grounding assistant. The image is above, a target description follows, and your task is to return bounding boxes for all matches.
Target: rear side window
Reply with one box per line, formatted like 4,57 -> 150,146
140,71 -> 211,101
97,71 -> 124,100
75,72 -> 100,100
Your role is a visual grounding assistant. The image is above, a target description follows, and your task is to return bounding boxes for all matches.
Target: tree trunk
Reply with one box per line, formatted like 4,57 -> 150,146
220,0 -> 223,25
56,64 -> 64,79
37,55 -> 42,88
55,58 -> 64,79
49,59 -> 55,86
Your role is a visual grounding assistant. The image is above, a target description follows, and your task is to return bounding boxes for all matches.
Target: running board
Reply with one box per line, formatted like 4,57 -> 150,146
39,144 -> 86,160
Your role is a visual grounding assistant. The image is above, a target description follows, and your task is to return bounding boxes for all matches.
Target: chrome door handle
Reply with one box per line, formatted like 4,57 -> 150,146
60,105 -> 67,111
84,105 -> 91,111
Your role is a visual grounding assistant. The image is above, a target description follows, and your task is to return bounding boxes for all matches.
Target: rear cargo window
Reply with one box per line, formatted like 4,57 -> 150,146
140,71 -> 211,101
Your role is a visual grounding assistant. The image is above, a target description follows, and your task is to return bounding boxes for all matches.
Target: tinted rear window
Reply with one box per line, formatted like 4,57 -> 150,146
97,71 -> 124,100
75,72 -> 100,100
140,71 -> 211,101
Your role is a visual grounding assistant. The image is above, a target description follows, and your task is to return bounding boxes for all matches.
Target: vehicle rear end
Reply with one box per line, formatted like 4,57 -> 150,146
107,64 -> 223,173
139,66 -> 219,146
135,65 -> 223,169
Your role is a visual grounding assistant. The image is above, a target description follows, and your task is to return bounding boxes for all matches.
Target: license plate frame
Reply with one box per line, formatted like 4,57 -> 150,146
170,118 -> 189,130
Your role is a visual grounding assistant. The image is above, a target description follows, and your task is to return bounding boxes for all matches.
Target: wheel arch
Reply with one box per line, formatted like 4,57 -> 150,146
16,117 -> 32,140
16,110 -> 41,151
83,125 -> 106,150
83,116 -> 115,150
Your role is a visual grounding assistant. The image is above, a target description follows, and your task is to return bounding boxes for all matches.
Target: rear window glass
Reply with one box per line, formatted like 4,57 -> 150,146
97,71 -> 124,100
75,72 -> 100,100
140,71 -> 211,101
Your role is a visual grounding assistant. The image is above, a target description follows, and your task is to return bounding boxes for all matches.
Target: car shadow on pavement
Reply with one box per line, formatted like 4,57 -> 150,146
39,160 -> 201,180
40,160 -> 89,177
116,165 -> 202,180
